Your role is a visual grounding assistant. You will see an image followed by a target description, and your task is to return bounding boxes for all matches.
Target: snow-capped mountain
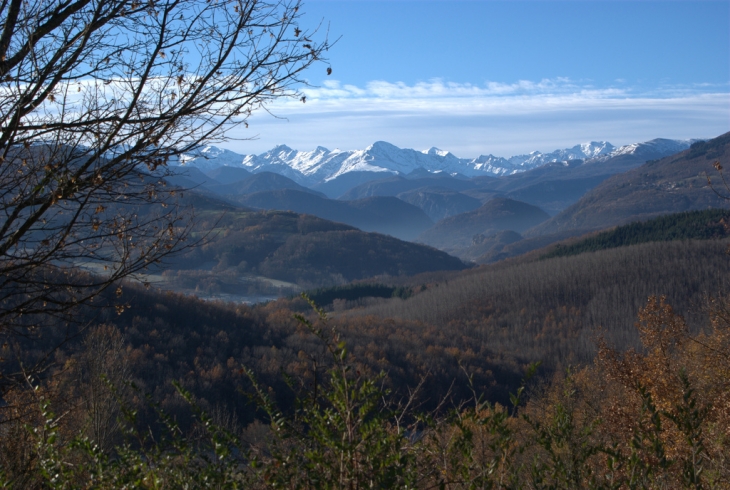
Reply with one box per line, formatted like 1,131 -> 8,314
608,138 -> 699,159
177,146 -> 247,171
507,141 -> 616,169
469,154 -> 514,175
467,142 -> 618,175
174,138 -> 697,185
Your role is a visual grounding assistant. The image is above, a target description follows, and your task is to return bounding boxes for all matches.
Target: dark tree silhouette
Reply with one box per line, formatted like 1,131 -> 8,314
0,0 -> 330,387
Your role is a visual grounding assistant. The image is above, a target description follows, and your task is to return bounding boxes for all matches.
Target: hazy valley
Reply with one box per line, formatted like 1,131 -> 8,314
3,0 -> 729,485
143,134 -> 721,301
6,125 -> 730,486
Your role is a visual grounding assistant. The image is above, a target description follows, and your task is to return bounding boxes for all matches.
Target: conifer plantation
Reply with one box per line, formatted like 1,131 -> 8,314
1,0 -> 729,488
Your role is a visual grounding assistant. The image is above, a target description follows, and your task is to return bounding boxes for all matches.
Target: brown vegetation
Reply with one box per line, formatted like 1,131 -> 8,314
172,209 -> 467,288
1,292 -> 729,488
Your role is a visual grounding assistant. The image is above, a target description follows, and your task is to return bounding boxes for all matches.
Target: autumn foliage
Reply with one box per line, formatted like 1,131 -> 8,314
1,293 -> 729,488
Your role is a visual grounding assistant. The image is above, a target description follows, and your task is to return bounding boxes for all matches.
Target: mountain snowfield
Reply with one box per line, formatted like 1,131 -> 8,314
175,138 -> 697,186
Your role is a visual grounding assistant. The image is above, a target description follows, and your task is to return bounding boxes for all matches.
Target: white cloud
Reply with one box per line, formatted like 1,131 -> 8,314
226,78 -> 730,157
304,78 -> 627,100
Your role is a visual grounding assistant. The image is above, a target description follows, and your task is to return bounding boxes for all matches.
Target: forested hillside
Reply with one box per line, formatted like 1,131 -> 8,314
32,237 -> 730,425
215,171 -> 325,196
339,173 -> 476,200
5,0 -> 728,485
529,132 -> 730,236
542,208 -> 730,259
6,235 -> 730,487
463,138 -> 691,215
167,209 -> 466,290
350,239 -> 730,366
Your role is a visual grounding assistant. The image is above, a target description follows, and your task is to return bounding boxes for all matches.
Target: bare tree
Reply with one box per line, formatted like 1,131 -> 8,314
73,324 -> 130,453
0,0 -> 329,383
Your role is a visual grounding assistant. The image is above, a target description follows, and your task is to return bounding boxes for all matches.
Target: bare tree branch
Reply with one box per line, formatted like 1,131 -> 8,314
0,0 -> 329,389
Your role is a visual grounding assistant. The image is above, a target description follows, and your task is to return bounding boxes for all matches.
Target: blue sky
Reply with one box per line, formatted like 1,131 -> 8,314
232,0 -> 730,158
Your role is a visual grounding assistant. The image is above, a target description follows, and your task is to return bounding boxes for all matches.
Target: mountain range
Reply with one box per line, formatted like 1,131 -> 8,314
418,197 -> 550,250
231,190 -> 434,241
163,134 -> 728,265
528,133 -> 730,237
461,133 -> 730,264
174,138 -> 697,193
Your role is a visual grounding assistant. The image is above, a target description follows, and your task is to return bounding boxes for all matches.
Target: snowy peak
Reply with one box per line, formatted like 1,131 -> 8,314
470,155 -> 514,175
508,141 -> 616,169
264,144 -> 297,161
271,144 -> 293,152
174,137 -> 696,186
579,141 -> 615,158
368,141 -> 400,153
423,147 -> 452,158
178,145 -> 245,171
611,138 -> 696,159
322,141 -> 470,181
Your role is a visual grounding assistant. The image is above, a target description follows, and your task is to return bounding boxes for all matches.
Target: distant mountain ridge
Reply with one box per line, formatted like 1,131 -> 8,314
161,136 -> 708,253
165,205 -> 468,289
174,138 -> 698,186
418,197 -> 551,250
232,189 -> 434,241
527,132 -> 730,237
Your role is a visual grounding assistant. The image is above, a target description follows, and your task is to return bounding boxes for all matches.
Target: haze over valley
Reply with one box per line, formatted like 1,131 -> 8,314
2,1 -> 729,486
151,133 -> 723,299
